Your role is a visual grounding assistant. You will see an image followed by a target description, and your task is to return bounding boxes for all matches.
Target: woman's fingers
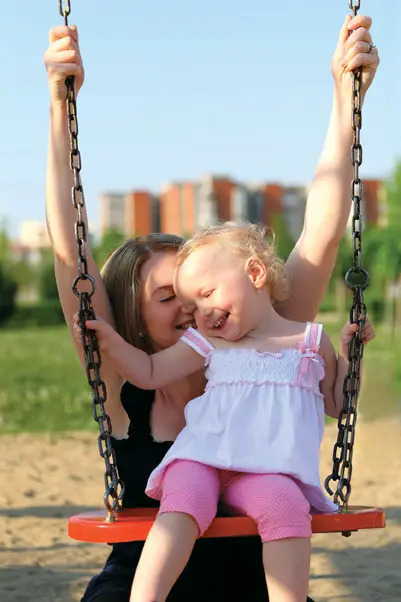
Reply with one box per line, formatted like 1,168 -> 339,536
46,61 -> 82,78
346,51 -> 378,73
47,50 -> 80,67
332,14 -> 379,93
345,24 -> 373,50
345,40 -> 374,63
337,14 -> 353,46
49,34 -> 81,54
45,34 -> 82,70
348,14 -> 372,33
336,14 -> 372,50
343,23 -> 377,71
49,25 -> 79,45
45,25 -> 85,101
342,17 -> 378,70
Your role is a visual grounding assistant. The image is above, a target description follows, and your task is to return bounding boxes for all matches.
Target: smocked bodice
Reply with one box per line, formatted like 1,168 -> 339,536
205,347 -> 324,395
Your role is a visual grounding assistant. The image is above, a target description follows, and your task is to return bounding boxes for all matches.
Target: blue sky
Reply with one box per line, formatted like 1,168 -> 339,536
1,1 -> 400,237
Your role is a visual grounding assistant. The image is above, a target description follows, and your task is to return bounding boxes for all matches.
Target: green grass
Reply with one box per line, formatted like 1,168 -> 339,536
0,319 -> 400,433
0,326 -> 94,432
322,318 -> 400,422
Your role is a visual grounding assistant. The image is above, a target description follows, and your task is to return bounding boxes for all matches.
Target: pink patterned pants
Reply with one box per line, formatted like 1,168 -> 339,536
158,459 -> 312,542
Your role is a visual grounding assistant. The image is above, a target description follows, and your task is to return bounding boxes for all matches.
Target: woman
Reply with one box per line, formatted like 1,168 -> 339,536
44,12 -> 379,602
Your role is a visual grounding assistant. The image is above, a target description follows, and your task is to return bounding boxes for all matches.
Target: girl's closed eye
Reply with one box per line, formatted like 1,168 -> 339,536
203,290 -> 214,298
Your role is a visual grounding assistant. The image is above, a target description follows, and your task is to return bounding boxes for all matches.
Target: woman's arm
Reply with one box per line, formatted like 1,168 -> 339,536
279,14 -> 379,322
85,319 -> 205,389
45,26 -> 128,436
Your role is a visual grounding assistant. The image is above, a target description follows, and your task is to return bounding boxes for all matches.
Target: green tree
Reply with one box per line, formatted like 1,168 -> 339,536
93,228 -> 126,268
37,249 -> 59,301
0,225 -> 18,324
0,221 -> 12,264
270,214 -> 294,262
362,162 -> 401,324
0,263 -> 18,325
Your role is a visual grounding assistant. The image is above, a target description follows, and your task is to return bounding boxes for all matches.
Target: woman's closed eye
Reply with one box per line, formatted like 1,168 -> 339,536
159,294 -> 176,303
203,290 -> 214,298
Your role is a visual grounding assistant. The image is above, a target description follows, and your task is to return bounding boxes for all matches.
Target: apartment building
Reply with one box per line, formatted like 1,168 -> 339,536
99,177 -> 383,241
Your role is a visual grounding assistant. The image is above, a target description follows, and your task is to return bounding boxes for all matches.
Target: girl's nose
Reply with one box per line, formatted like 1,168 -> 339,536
200,305 -> 213,318
179,299 -> 194,315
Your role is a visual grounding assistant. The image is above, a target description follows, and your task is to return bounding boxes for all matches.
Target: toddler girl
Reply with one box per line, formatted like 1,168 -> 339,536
86,222 -> 374,602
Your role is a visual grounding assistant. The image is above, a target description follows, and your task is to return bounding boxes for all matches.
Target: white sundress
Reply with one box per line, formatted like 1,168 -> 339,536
146,322 -> 338,514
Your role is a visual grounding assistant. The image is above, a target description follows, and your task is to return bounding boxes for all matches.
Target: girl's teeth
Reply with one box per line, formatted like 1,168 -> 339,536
214,317 -> 225,328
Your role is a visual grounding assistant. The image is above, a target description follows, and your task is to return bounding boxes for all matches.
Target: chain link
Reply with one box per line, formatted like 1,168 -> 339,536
58,0 -> 71,23
59,1 -> 124,519
348,0 -> 361,11
324,0 -> 369,524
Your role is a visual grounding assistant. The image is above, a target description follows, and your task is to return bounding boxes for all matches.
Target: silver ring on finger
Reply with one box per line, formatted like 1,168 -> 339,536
366,41 -> 376,54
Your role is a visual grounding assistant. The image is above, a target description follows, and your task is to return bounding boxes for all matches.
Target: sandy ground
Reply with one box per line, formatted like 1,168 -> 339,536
1,417 -> 400,602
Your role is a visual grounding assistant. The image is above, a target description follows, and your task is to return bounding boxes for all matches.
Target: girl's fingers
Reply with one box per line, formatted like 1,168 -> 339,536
85,320 -> 98,329
363,325 -> 375,337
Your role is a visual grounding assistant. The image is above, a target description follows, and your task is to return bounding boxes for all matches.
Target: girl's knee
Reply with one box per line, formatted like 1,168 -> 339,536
254,475 -> 312,541
224,473 -> 311,540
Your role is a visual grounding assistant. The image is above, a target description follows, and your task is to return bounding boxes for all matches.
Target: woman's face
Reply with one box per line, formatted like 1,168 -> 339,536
140,251 -> 195,350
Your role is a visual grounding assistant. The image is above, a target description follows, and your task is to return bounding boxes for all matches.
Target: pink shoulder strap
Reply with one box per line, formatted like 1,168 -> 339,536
303,322 -> 323,352
180,327 -> 214,358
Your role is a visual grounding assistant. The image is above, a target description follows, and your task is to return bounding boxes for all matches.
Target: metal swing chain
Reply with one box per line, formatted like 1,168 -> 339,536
58,0 -> 124,518
324,0 -> 370,516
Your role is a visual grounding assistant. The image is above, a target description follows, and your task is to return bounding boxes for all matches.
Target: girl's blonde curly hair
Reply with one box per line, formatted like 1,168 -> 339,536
176,222 -> 290,303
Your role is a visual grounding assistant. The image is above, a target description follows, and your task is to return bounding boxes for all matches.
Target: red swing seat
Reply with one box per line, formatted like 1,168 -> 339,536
68,505 -> 386,543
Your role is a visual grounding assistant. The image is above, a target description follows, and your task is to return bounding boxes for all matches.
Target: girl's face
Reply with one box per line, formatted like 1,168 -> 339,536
174,242 -> 266,342
140,252 -> 195,350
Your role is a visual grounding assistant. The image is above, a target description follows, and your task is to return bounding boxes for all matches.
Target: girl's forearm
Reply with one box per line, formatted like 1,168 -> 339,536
107,338 -> 153,390
46,102 -> 92,265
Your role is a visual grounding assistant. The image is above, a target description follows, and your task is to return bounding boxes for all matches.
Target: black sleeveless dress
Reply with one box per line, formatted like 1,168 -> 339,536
81,382 -> 315,602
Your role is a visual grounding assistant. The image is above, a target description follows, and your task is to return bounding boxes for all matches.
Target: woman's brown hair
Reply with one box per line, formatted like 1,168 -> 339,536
101,233 -> 183,353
